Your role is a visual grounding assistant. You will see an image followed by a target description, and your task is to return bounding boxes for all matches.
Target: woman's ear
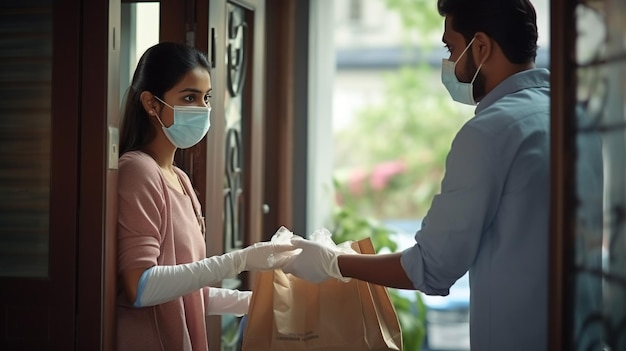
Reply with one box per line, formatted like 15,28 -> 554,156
140,91 -> 158,116
473,32 -> 492,65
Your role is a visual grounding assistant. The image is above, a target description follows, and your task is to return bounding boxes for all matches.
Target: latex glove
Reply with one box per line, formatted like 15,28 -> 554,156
229,240 -> 297,273
135,227 -> 296,307
282,237 -> 350,284
205,287 -> 252,316
135,254 -> 248,307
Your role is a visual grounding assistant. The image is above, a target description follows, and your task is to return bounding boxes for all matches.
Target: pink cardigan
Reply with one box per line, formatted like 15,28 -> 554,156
116,151 -> 209,351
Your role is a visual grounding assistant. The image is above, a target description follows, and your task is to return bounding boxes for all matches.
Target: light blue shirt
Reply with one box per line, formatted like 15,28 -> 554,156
401,68 -> 551,351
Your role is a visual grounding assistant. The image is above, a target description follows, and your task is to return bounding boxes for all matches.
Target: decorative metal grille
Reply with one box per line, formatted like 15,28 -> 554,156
221,3 -> 249,350
574,0 -> 626,349
223,3 -> 247,255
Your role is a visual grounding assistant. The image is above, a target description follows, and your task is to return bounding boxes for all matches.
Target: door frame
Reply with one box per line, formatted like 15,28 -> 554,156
76,0 -> 120,350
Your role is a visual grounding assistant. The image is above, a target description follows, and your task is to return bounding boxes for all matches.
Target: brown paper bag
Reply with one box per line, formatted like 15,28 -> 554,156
242,238 -> 403,351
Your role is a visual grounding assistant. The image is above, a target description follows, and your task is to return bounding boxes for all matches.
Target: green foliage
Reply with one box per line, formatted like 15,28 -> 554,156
384,0 -> 443,49
389,289 -> 427,350
385,0 -> 442,33
330,201 -> 397,252
221,317 -> 243,351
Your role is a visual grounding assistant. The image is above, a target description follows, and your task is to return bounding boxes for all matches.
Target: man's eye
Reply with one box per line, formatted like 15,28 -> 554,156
444,44 -> 451,53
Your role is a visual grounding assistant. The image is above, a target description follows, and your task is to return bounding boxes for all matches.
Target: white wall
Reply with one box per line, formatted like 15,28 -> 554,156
306,0 -> 336,233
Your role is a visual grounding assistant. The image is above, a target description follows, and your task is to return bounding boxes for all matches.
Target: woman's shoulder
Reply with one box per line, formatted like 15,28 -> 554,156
119,150 -> 157,172
118,151 -> 163,187
118,151 -> 167,207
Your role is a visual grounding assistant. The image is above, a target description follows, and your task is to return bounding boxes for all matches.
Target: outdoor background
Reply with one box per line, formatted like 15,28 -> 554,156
331,0 -> 548,221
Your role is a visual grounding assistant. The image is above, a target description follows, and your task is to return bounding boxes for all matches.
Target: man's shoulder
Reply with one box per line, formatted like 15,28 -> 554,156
477,68 -> 550,113
464,91 -> 549,141
477,85 -> 549,119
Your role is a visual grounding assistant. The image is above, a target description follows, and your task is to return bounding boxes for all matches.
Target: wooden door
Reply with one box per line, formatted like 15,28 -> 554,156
0,2 -> 79,349
0,0 -> 120,350
205,1 -> 267,348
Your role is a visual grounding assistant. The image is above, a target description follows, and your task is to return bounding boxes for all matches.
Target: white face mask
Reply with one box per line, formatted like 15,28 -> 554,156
441,37 -> 483,106
153,96 -> 211,149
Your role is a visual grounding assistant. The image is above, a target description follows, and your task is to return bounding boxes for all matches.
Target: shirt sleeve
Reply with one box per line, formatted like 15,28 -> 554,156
400,123 -> 504,295
117,153 -> 167,273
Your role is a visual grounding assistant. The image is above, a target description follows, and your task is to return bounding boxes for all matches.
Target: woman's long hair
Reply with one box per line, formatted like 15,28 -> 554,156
119,42 -> 211,155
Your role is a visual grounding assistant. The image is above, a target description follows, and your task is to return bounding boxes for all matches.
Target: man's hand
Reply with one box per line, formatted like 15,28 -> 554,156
282,237 -> 349,283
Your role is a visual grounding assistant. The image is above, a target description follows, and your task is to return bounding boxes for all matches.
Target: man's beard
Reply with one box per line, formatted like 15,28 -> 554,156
460,52 -> 486,102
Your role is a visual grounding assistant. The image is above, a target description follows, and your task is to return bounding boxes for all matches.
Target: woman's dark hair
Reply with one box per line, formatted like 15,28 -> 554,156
437,0 -> 538,64
119,42 -> 211,155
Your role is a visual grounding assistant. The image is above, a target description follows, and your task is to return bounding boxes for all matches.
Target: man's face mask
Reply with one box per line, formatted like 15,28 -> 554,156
441,37 -> 483,106
153,96 -> 211,149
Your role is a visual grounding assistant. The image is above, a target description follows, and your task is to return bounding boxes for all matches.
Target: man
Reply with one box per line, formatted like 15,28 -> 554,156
284,0 -> 551,349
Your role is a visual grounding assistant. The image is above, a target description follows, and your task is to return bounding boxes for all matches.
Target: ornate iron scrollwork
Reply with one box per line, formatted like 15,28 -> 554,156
221,6 -> 250,348
227,5 -> 248,97
222,4 -> 248,256
223,127 -> 244,252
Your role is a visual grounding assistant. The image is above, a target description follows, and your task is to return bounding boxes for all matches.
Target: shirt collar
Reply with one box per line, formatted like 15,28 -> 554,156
475,68 -> 550,114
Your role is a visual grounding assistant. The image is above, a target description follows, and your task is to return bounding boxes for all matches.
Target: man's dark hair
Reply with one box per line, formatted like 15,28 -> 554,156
437,0 -> 538,64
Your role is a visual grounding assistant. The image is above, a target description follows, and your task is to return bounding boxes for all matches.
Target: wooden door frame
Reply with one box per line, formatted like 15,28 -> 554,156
76,0 -> 120,350
206,0 -> 268,346
262,0 -> 310,238
49,0 -> 81,348
549,0 -> 578,349
205,0 -> 268,253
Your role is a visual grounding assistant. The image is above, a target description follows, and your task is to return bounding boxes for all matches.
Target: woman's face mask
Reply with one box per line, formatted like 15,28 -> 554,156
153,96 -> 211,149
441,37 -> 483,106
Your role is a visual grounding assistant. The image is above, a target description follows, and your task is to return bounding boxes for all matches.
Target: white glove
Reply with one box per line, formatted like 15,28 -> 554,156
229,240 -> 297,273
282,229 -> 356,284
135,254 -> 243,307
134,227 -> 297,307
205,287 -> 252,316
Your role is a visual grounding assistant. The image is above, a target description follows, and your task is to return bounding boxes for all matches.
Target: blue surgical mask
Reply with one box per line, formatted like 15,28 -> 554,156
153,96 -> 211,149
441,37 -> 483,106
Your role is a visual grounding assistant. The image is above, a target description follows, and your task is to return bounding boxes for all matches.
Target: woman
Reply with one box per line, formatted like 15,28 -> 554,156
116,42 -> 293,351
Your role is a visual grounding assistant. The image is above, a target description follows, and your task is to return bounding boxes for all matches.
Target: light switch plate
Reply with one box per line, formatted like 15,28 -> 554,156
108,126 -> 119,170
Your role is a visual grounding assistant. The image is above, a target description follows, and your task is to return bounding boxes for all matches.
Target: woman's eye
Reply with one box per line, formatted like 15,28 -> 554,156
444,44 -> 451,53
204,94 -> 211,104
183,95 -> 194,103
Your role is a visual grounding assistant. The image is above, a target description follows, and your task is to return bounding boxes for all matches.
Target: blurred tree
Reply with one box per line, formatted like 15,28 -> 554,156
333,0 -> 473,219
